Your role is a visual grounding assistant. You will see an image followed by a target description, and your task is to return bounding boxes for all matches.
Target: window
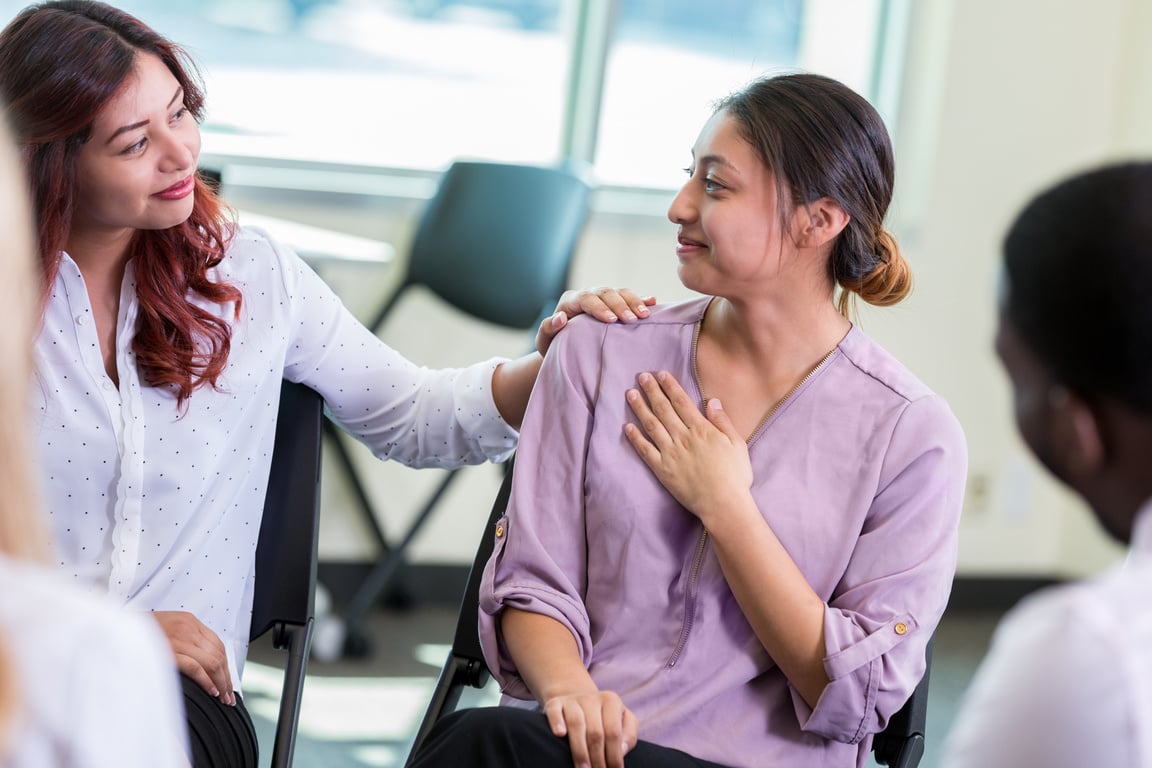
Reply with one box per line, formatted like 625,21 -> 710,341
595,0 -> 887,188
0,0 -> 894,190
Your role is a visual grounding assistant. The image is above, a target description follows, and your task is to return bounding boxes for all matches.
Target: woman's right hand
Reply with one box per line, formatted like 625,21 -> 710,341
536,287 -> 656,356
543,689 -> 638,768
152,610 -> 235,706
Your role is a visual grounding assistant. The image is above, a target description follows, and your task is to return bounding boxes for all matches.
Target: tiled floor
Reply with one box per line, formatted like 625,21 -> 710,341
245,606 -> 1003,768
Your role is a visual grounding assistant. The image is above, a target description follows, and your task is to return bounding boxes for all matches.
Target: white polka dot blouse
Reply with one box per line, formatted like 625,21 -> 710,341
31,226 -> 517,688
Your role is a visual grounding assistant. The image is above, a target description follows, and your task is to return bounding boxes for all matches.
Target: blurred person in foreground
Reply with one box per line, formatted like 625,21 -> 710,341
941,161 -> 1152,768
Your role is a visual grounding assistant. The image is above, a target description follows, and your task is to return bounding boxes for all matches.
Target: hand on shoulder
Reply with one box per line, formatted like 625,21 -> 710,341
536,288 -> 656,356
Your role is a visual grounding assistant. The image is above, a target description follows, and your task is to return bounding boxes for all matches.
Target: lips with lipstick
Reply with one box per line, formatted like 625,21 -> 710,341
154,176 -> 195,200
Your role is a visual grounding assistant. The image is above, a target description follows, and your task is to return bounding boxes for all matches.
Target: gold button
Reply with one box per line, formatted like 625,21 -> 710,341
894,622 -> 908,636
495,524 -> 505,538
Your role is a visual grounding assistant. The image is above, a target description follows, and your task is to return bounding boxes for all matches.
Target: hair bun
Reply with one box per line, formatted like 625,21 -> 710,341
858,229 -> 912,307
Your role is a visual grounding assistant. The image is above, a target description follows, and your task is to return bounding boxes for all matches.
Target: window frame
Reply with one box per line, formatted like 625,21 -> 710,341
194,0 -> 907,211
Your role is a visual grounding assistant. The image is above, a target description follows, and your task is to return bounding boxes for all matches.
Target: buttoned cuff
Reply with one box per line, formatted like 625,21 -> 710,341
791,606 -> 920,744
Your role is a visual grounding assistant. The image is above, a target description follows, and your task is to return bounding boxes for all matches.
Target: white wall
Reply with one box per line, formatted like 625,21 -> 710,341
880,0 -> 1146,577
232,0 -> 1152,578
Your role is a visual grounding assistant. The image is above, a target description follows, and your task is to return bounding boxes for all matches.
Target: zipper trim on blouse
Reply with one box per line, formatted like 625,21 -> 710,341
667,529 -> 709,667
664,312 -> 838,668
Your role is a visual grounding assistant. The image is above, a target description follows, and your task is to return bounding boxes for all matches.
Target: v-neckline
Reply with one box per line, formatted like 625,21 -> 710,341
688,303 -> 839,445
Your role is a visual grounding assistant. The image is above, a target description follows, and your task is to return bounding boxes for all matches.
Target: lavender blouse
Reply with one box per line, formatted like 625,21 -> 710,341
479,297 -> 967,768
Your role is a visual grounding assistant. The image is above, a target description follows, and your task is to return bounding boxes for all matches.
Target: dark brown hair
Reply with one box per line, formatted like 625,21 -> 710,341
0,0 -> 241,406
717,72 -> 911,316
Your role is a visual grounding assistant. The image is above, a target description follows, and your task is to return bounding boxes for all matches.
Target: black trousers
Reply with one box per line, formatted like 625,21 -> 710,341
409,707 -> 731,768
180,675 -> 259,768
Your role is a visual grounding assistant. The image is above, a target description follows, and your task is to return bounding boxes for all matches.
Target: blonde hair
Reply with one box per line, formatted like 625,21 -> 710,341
0,109 -> 49,753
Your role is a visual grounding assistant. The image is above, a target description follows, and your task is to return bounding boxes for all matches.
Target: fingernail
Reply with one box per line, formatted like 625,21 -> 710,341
622,741 -> 630,754
210,687 -> 220,697
626,389 -> 638,401
635,304 -> 650,315
623,310 -> 637,320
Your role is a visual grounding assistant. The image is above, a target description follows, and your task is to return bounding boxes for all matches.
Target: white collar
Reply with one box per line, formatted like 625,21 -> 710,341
1127,498 -> 1152,557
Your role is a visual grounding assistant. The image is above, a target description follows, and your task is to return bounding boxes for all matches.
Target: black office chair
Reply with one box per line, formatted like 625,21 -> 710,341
873,636 -> 934,768
404,456 -> 935,768
330,160 -> 594,652
250,380 -> 325,768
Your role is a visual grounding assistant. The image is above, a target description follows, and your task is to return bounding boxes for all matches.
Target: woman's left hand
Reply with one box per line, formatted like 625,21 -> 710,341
536,288 -> 656,355
624,371 -> 753,522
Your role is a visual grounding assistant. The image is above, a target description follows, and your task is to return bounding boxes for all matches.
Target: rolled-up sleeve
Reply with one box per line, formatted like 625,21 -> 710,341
794,394 -> 967,742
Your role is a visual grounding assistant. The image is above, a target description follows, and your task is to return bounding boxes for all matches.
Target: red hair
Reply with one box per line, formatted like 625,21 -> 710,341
0,1 -> 241,406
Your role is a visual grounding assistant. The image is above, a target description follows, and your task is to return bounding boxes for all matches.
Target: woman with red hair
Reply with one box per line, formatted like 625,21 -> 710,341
0,2 -> 649,765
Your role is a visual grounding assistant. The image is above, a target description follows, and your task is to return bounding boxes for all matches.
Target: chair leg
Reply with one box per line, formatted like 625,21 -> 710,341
340,468 -> 464,640
269,620 -> 315,768
404,654 -> 484,767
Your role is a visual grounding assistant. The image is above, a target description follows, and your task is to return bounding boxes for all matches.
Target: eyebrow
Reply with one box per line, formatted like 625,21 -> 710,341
105,86 -> 183,145
695,153 -> 740,174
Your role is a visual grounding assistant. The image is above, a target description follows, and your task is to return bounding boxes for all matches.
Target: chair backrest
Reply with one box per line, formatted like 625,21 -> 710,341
250,380 -> 324,768
407,456 -> 934,768
372,160 -> 594,333
405,457 -> 514,764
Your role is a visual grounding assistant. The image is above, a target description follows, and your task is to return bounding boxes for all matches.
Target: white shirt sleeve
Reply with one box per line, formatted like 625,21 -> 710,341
1,556 -> 189,767
939,582 -> 1136,768
66,611 -> 190,767
262,228 -> 518,468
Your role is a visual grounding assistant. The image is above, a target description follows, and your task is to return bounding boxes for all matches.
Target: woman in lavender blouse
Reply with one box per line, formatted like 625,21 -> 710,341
411,73 -> 967,768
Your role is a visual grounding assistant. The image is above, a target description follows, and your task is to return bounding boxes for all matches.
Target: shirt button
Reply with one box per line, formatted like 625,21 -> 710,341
894,622 -> 908,636
495,524 -> 505,538
75,314 -> 89,326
